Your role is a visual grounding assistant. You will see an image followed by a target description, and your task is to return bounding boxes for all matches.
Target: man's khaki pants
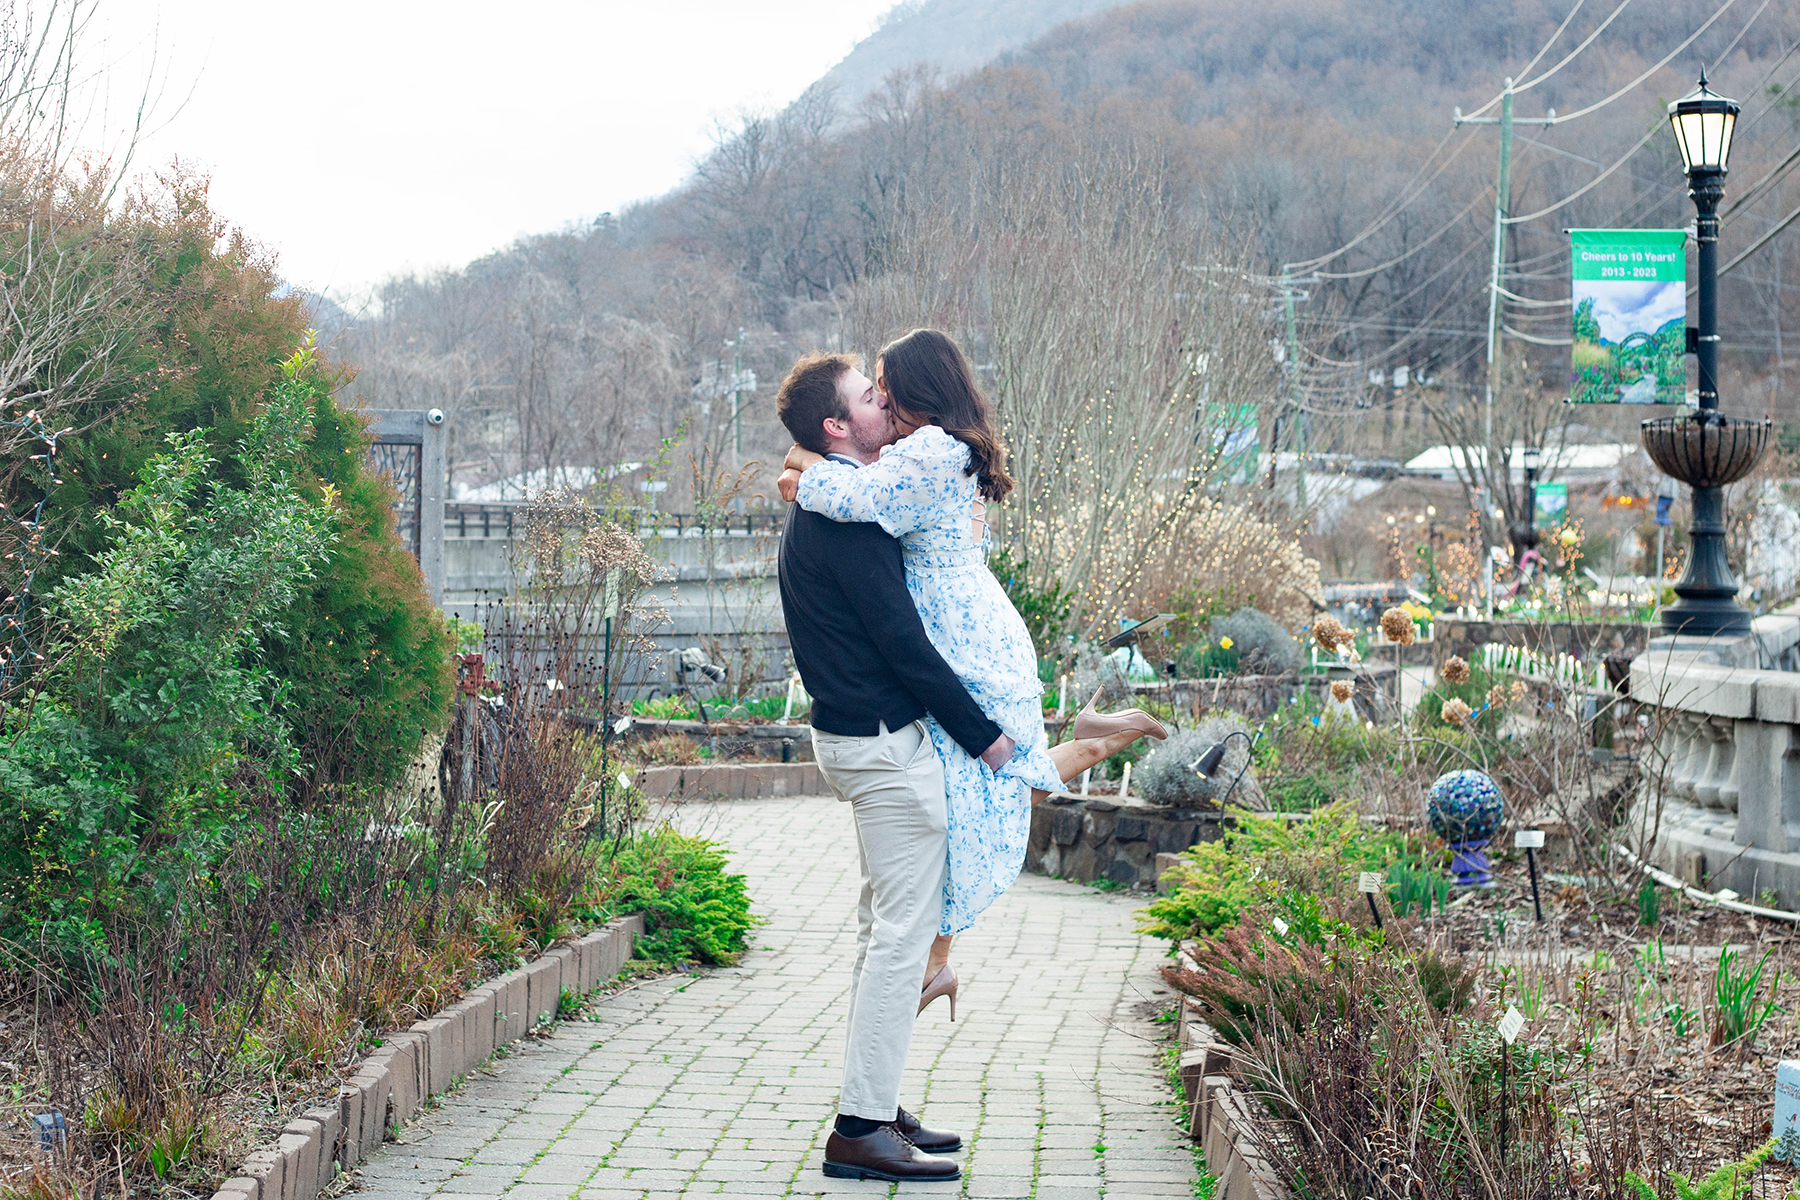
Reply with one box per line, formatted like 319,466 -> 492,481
812,720 -> 948,1121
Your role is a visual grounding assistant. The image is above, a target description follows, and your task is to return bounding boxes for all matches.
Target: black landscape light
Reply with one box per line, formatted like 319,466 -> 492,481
1642,71 -> 1769,637
1190,730 -> 1259,807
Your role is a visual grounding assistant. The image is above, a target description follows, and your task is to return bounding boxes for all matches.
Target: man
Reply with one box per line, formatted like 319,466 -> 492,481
775,351 -> 1014,1184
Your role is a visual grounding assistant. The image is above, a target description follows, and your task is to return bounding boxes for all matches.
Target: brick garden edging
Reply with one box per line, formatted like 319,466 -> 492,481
209,914 -> 645,1200
1173,943 -> 1284,1200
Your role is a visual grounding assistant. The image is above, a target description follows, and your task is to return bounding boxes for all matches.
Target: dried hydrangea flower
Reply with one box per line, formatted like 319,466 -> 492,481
1330,680 -> 1354,703
1379,606 -> 1417,647
1488,684 -> 1507,708
1510,679 -> 1528,701
1441,655 -> 1471,684
1311,615 -> 1353,654
1442,698 -> 1472,728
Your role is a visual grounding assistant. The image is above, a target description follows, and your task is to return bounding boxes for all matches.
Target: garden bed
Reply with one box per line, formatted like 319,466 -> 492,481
1154,820 -> 1800,1194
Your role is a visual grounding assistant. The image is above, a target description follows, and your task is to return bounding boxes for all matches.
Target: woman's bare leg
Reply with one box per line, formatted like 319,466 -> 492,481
1030,729 -> 1151,805
925,934 -> 952,985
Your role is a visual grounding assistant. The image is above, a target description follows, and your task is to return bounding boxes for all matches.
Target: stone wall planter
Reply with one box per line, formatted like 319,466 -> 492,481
1028,794 -> 1229,885
629,761 -> 825,800
1029,794 -> 1316,887
1433,617 -> 1648,676
209,915 -> 645,1200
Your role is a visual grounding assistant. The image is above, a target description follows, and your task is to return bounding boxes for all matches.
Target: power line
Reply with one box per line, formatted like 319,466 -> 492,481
1720,196 -> 1800,275
1502,0 -> 1767,226
1287,128 -> 1478,272
1546,0 -> 1754,125
1510,0 -> 1638,96
1729,32 -> 1800,135
1504,123 -> 1660,224
1461,0 -> 1598,121
1722,142 -> 1800,221
1503,324 -> 1573,345
1290,0 -> 1622,275
1315,192 -> 1488,280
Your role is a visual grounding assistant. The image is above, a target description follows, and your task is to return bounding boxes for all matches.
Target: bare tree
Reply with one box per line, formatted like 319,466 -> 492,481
0,0 -> 169,474
849,139 -> 1290,631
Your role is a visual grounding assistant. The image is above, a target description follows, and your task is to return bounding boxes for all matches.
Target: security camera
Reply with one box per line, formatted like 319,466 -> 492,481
426,408 -> 446,426
678,646 -> 726,684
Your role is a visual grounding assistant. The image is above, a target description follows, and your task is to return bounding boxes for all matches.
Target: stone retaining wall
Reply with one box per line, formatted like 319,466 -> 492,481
1433,617 -> 1648,673
630,762 -> 826,800
1026,794 -> 1225,885
210,916 -> 644,1200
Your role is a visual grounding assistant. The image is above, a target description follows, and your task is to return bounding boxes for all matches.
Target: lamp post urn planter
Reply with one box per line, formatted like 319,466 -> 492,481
1641,412 -> 1769,637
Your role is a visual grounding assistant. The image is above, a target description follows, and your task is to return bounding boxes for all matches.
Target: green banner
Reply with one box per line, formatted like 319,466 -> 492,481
1211,403 -> 1259,482
1569,229 -> 1688,404
1535,481 -> 1568,521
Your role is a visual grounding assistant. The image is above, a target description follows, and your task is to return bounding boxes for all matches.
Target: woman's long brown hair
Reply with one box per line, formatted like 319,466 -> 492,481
876,328 -> 1015,502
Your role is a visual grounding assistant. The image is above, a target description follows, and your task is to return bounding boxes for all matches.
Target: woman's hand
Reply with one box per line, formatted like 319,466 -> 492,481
777,467 -> 803,503
784,443 -> 825,473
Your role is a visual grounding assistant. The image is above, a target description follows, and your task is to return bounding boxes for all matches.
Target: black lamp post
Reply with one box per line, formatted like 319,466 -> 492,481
1643,73 -> 1770,637
1508,446 -> 1542,569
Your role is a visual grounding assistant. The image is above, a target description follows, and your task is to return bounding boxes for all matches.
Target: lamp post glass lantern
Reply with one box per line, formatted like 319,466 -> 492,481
1668,73 -> 1737,175
1645,72 -> 1766,638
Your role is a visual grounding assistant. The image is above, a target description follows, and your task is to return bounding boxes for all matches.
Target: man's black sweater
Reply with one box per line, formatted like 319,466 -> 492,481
778,504 -> 1001,760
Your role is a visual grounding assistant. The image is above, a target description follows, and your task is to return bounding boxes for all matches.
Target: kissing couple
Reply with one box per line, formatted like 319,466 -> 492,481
774,328 -> 1167,1184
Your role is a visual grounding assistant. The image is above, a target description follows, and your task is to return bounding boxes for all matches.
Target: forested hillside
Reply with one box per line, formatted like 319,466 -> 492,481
335,0 -> 1800,507
819,0 -> 1130,106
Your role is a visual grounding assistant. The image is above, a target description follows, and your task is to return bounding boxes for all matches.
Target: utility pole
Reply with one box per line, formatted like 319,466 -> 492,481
1455,81 -> 1555,530
1277,265 -> 1319,508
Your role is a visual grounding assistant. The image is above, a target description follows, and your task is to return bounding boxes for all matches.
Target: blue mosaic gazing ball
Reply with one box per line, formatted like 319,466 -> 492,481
1427,769 -> 1504,845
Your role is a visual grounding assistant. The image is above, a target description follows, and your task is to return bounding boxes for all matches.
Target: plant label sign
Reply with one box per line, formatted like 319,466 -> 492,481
616,771 -> 633,792
1514,830 -> 1546,849
1775,1061 -> 1800,1161
1498,1006 -> 1526,1045
1569,229 -> 1688,404
1357,872 -> 1383,894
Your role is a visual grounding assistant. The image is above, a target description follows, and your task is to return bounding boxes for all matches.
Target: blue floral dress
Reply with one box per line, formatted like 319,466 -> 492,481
797,425 -> 1062,934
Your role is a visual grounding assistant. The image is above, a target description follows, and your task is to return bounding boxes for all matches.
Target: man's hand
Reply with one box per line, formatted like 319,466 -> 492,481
784,443 -> 825,473
777,467 -> 803,503
979,733 -> 1015,771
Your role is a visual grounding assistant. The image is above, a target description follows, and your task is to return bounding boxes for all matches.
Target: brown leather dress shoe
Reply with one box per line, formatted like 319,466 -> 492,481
822,1125 -> 961,1182
895,1107 -> 962,1153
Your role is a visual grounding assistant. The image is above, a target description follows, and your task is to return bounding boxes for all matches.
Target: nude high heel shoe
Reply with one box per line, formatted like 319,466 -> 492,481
1070,689 -> 1168,741
919,964 -> 958,1021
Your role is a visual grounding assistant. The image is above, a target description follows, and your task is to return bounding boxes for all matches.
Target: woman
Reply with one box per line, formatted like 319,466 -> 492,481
778,328 -> 1165,1018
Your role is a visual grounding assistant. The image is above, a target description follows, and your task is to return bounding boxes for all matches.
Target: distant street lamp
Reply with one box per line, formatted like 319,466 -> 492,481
1509,445 -> 1542,568
1641,72 -> 1770,637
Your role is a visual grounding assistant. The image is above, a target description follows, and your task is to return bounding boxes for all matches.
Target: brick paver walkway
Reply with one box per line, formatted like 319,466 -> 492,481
352,795 -> 1195,1198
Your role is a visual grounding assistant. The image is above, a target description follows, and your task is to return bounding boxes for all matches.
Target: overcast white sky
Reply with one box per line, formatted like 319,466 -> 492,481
88,1 -> 896,301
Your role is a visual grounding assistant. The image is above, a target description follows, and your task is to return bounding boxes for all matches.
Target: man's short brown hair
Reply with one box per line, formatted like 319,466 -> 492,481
776,351 -> 859,455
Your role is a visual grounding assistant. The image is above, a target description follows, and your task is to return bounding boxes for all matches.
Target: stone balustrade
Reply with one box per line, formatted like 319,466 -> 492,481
1630,605 -> 1800,903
